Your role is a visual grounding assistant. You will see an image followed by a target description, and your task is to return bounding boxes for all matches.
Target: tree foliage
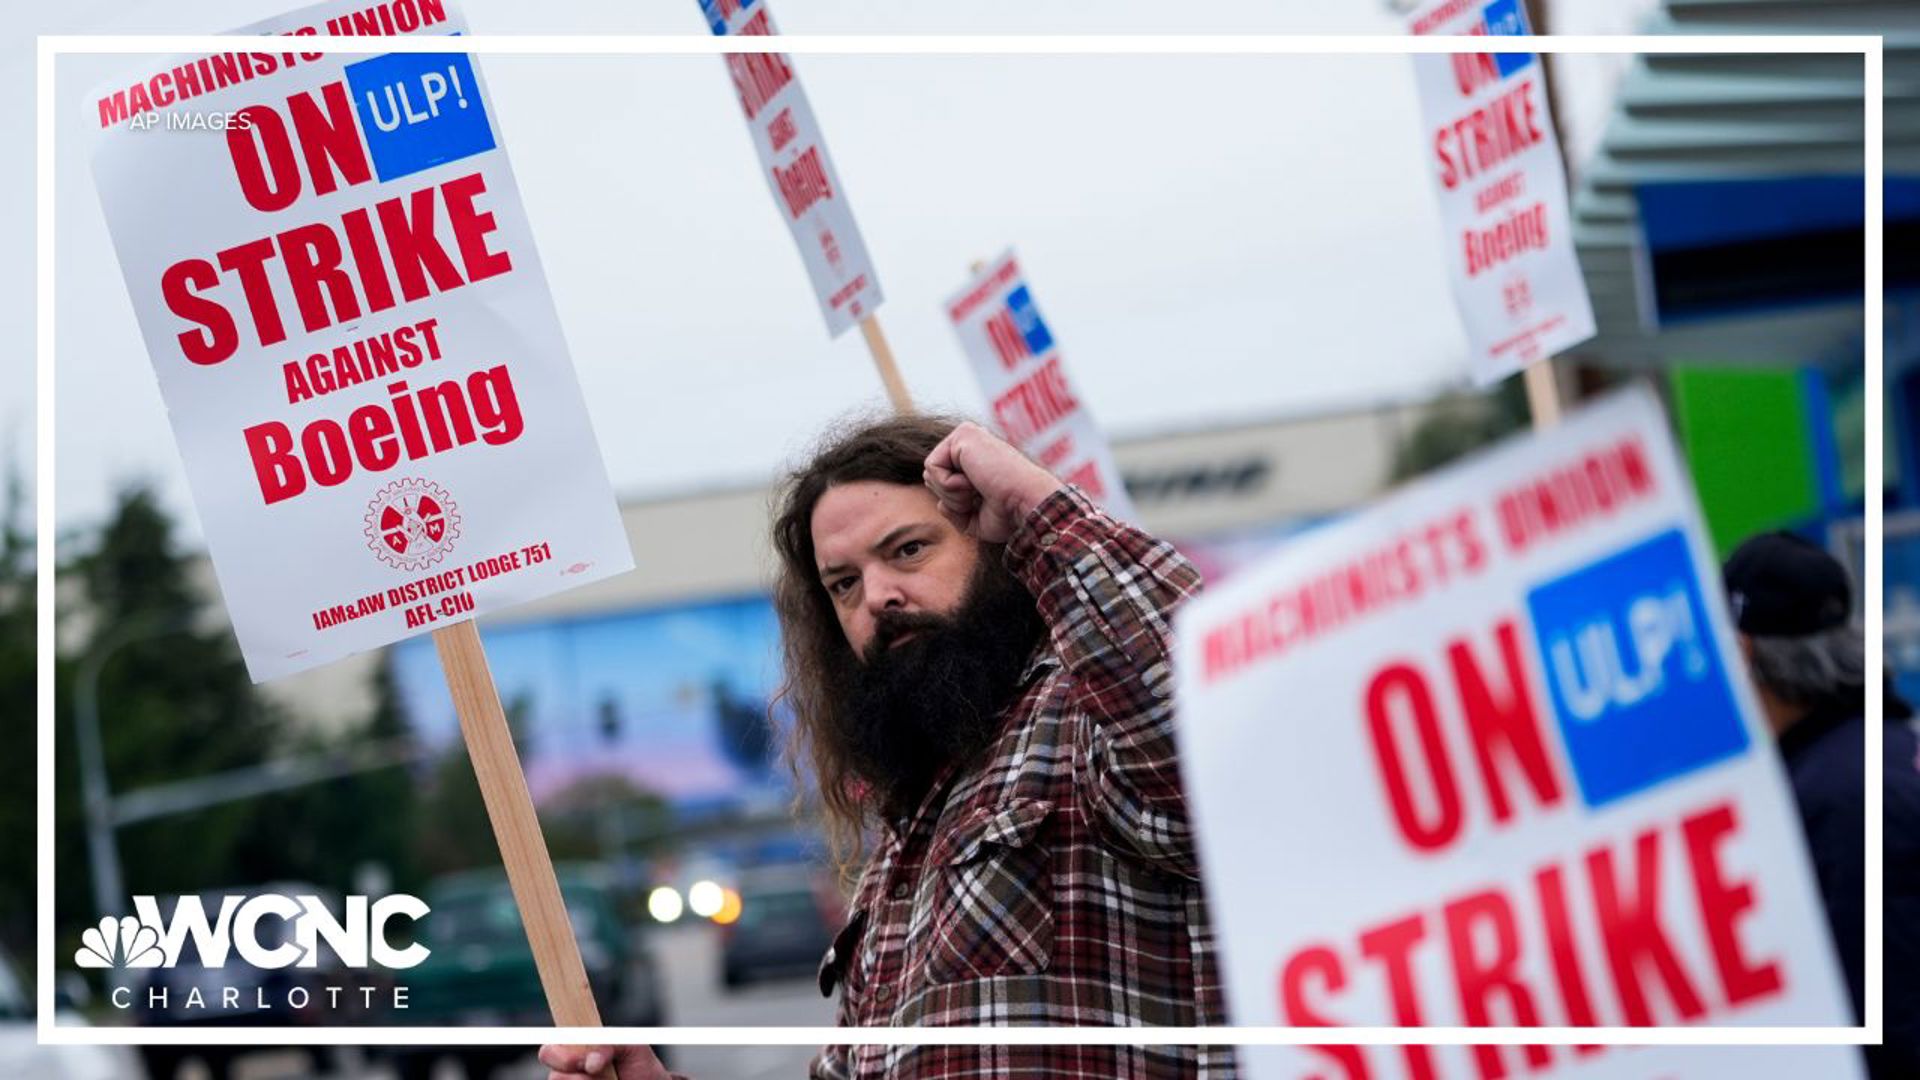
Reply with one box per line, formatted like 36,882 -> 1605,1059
1390,374 -> 1532,483
0,465 -> 35,958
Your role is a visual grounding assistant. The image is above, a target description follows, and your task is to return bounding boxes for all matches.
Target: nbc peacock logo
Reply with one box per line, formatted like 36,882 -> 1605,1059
74,915 -> 165,969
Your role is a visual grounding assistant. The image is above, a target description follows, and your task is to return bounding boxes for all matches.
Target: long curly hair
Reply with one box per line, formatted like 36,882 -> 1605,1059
769,412 -> 976,877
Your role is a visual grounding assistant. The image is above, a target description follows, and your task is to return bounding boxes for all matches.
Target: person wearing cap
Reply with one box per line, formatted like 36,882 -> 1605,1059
1724,530 -> 1918,1076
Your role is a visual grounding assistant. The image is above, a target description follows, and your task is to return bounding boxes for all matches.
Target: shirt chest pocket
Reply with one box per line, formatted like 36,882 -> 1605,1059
925,797 -> 1055,986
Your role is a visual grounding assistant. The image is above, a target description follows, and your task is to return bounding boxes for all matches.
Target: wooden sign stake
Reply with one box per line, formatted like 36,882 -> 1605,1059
859,313 -> 915,415
434,618 -> 614,1075
1524,357 -> 1563,430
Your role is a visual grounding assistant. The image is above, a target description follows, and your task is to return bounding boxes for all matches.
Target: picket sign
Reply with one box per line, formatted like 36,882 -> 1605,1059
1407,0 -> 1596,390
697,0 -> 913,411
1174,386 -> 1860,1079
945,250 -> 1137,520
86,0 -> 626,1051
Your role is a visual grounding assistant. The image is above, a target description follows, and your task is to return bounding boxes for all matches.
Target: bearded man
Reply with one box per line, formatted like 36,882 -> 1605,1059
543,416 -> 1233,1079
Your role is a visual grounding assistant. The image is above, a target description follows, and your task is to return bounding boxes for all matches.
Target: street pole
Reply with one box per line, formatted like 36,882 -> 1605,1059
72,615 -> 186,919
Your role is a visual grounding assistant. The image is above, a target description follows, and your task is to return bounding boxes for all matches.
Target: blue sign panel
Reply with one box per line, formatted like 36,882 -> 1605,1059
345,52 -> 495,183
1525,528 -> 1749,808
1481,0 -> 1536,79
698,0 -> 759,36
1006,285 -> 1054,357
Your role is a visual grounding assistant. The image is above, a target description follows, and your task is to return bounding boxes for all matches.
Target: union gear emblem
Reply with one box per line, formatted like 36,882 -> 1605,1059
365,479 -> 461,571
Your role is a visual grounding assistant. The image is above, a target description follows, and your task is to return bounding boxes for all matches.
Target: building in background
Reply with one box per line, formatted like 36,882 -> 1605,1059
1564,0 -> 1912,692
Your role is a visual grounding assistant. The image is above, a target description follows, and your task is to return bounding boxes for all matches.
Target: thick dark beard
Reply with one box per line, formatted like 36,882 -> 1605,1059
831,554 -> 1047,824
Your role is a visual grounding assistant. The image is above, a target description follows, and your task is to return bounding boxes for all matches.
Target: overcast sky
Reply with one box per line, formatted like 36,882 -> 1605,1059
10,0 -> 1652,542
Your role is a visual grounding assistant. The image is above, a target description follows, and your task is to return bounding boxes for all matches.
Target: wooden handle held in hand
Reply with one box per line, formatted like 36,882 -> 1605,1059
433,619 -> 607,1029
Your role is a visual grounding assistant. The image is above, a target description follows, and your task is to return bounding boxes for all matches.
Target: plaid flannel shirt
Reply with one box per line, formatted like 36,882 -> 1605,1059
810,486 -> 1237,1080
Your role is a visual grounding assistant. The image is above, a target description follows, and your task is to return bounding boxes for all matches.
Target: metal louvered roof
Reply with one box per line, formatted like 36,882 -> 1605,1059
1568,0 -> 1917,368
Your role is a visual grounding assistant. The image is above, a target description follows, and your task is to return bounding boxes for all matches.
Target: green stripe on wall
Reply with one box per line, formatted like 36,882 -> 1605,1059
1670,366 -> 1820,559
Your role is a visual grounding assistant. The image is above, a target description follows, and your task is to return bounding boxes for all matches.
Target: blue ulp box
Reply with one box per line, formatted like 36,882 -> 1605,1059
1524,529 -> 1749,808
699,0 -> 758,35
345,51 -> 495,183
1006,286 -> 1055,357
1480,0 -> 1536,79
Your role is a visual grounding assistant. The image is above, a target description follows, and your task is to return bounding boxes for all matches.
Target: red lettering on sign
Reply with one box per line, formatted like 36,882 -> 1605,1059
991,355 -> 1079,444
984,309 -> 1030,370
321,0 -> 452,38
160,172 -> 512,364
1451,621 -> 1562,826
723,24 -> 794,120
279,222 -> 360,333
225,82 -> 374,213
947,259 -> 1022,322
1496,437 -> 1656,555
1279,946 -> 1370,1080
766,107 -> 799,153
1201,511 -> 1488,683
1062,460 -> 1105,500
1474,172 -> 1528,214
1410,0 -> 1477,36
828,273 -> 870,312
1444,889 -> 1553,1078
287,81 -> 374,198
1359,915 -> 1441,1080
96,17 -> 447,133
243,365 -> 524,506
1034,433 -> 1075,469
1588,827 -> 1708,1025
1366,618 -> 1563,854
1684,804 -> 1783,1007
283,317 -> 444,405
772,146 -> 833,219
1463,202 -> 1550,277
1534,863 -> 1602,1031
162,260 -> 238,366
228,104 -> 302,212
1433,80 -> 1543,190
1268,800 -> 1784,1034
1451,50 -> 1503,97
1281,945 -> 1348,1025
1367,663 -> 1465,852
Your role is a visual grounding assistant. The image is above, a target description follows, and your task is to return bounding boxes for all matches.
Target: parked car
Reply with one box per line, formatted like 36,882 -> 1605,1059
720,864 -> 842,990
385,863 -> 664,1079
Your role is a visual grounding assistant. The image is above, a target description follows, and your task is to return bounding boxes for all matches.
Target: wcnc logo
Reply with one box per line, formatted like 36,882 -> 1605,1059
74,893 -> 430,972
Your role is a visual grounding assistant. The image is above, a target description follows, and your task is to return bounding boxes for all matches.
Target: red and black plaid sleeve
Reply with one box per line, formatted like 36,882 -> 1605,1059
1006,485 -> 1206,878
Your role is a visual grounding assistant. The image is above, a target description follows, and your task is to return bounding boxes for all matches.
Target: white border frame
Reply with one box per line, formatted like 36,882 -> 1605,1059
37,32 -> 1885,1049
